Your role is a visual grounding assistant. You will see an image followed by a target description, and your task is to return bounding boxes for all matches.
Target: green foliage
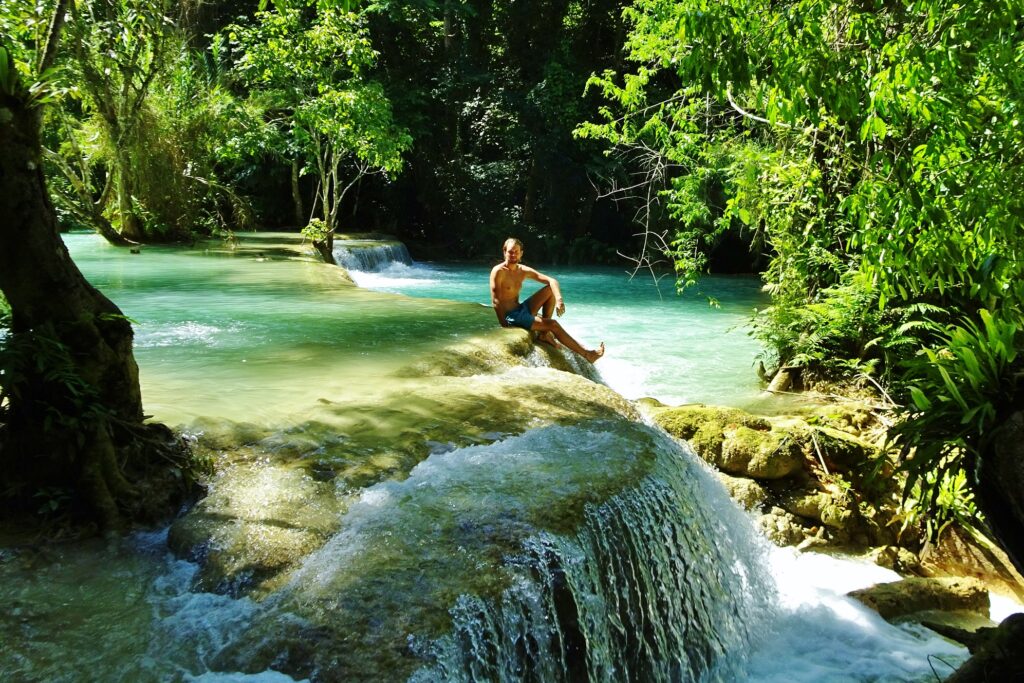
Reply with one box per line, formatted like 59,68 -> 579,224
226,6 -> 410,234
901,469 -> 981,542
584,0 -> 1024,532
0,319 -> 109,441
301,217 -> 331,243
892,310 -> 1022,532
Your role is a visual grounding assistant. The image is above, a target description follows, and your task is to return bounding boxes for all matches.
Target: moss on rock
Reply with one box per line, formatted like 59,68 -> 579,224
718,425 -> 804,479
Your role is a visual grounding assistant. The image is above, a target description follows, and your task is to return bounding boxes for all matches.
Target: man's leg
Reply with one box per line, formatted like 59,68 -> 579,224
533,318 -> 604,362
526,286 -> 559,346
526,285 -> 555,318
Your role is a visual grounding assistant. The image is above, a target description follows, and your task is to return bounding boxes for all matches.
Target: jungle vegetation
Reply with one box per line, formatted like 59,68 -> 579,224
1,0 -> 1023,568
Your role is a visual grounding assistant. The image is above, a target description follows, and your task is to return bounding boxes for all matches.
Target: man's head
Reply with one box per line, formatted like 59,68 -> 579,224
502,237 -> 523,265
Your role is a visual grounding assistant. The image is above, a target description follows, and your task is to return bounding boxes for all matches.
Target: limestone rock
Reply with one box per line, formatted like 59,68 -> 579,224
766,365 -> 801,393
871,545 -> 922,575
758,507 -> 808,546
651,405 -> 771,462
919,525 -> 1024,602
848,576 -> 989,622
718,425 -> 803,479
716,472 -> 768,511
778,489 -> 830,524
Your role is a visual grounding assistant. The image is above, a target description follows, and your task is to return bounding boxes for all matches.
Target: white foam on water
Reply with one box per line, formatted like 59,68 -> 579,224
185,671 -> 308,682
348,263 -> 441,290
136,321 -> 232,348
990,592 -> 1024,623
739,548 -> 969,682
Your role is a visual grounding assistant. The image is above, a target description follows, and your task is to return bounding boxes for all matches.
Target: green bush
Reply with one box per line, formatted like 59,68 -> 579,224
891,309 -> 1022,536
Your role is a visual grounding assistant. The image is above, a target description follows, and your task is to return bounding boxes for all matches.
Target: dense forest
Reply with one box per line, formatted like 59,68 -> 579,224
2,0 -> 1024,573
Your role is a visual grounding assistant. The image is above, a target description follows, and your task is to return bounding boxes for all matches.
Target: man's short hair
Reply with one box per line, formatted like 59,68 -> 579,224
503,237 -> 523,252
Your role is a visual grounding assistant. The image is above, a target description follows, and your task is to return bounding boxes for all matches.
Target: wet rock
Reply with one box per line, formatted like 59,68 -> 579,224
945,614 -> 1024,683
718,426 -> 803,479
766,365 -> 801,393
167,458 -> 342,595
871,545 -> 922,575
848,576 -> 989,622
170,338 -> 641,596
716,472 -> 768,512
396,329 -> 576,377
919,523 -> 1024,603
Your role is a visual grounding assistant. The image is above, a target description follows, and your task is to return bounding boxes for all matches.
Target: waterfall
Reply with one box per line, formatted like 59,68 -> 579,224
408,432 -> 775,683
333,240 -> 413,272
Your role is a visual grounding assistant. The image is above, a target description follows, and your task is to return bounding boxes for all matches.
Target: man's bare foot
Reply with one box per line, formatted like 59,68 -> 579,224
537,331 -> 560,348
584,342 -> 605,363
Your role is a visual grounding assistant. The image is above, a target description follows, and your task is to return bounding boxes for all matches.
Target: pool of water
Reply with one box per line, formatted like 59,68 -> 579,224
349,260 -> 769,409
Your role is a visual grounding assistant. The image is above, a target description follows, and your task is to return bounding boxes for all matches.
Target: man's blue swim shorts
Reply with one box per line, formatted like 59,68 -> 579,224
504,302 -> 535,331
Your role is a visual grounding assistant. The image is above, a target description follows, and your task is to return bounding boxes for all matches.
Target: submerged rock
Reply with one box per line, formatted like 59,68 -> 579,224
848,577 -> 989,622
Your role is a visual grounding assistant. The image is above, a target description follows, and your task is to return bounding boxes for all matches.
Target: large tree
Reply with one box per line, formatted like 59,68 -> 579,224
227,6 -> 410,262
0,2 -> 192,530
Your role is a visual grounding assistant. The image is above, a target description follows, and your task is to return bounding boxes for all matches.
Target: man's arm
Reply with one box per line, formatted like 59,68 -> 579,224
523,266 -> 566,316
489,265 -> 508,326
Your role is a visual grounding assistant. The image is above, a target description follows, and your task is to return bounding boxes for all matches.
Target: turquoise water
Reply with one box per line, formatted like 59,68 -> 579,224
60,233 -> 495,425
0,233 -> 972,682
349,261 -> 768,408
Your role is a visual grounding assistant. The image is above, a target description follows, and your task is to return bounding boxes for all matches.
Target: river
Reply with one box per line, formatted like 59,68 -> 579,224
0,233 -> 975,682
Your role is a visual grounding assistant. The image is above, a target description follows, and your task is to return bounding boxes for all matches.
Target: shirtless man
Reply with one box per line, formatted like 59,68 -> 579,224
490,237 -> 605,363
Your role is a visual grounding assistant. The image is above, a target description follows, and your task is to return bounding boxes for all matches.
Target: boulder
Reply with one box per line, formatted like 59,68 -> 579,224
945,614 -> 1024,683
871,545 -> 922,575
718,425 -> 803,479
919,525 -> 1024,602
979,410 -> 1024,579
716,471 -> 768,511
848,576 -> 989,622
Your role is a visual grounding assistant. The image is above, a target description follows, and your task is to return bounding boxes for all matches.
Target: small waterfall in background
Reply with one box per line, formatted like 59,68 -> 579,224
333,238 -> 413,272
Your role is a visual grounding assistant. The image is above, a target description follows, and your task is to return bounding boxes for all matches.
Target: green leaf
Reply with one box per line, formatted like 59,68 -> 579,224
909,386 -> 932,411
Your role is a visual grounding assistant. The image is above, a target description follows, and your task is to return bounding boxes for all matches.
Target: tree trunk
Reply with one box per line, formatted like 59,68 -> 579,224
0,77 -> 188,529
291,158 -> 305,229
979,410 -> 1024,576
114,143 -> 143,241
313,233 -> 336,265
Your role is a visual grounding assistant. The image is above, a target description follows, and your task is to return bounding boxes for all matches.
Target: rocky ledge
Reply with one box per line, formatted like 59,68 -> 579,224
642,399 -> 1024,604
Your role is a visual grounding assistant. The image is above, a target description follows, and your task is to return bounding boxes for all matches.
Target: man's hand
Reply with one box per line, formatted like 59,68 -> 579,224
555,298 -> 565,317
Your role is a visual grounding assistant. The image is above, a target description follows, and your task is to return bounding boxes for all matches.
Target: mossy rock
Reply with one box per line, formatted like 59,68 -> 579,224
652,404 -> 771,463
811,425 -> 878,475
778,489 -> 831,524
167,458 -> 343,596
718,425 -> 804,479
716,472 -> 768,512
758,506 -> 808,546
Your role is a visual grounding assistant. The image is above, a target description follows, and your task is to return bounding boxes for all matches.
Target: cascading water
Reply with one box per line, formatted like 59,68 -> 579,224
207,420 -> 774,682
1,234 -> 987,682
410,454 -> 774,683
333,239 -> 413,272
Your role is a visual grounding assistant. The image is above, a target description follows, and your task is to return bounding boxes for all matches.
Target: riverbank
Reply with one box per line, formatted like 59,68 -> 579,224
643,397 -> 1024,650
